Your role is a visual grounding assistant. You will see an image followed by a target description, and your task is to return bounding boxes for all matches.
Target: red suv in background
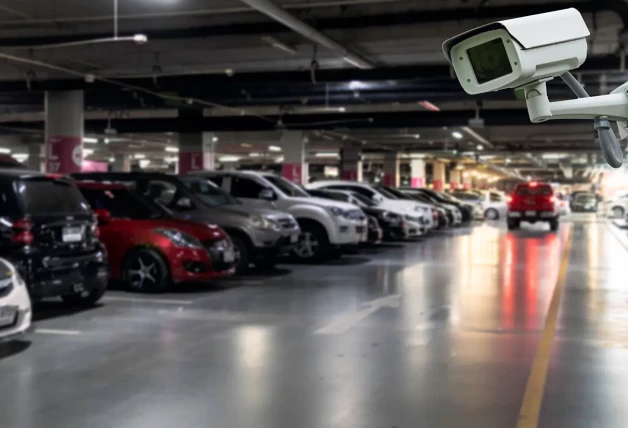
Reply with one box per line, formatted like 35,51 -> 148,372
76,182 -> 236,292
506,181 -> 559,231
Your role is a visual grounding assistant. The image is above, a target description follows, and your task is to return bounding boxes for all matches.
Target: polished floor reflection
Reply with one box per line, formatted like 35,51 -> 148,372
1,217 -> 627,428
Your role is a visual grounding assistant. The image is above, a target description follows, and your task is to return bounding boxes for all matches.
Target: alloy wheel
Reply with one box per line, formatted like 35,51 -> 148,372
295,232 -> 319,258
128,255 -> 159,290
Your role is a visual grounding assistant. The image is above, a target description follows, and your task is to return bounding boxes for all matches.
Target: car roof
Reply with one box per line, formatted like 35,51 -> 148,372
0,168 -> 61,181
75,181 -> 129,190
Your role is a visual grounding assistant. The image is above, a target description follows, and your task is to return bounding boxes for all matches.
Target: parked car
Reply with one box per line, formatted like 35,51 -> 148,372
452,190 -> 507,220
305,180 -> 433,231
192,171 -> 367,262
602,191 -> 628,218
0,169 -> 109,305
0,258 -> 31,342
400,188 -> 469,223
507,181 -> 559,231
571,192 -> 597,213
72,172 -> 298,273
76,182 -> 235,292
376,185 -> 450,229
402,190 -> 458,227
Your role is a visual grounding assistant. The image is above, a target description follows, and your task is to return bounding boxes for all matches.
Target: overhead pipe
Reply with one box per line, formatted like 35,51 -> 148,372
240,0 -> 375,69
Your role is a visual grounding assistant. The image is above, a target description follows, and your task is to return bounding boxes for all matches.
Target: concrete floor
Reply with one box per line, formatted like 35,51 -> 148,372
1,215 -> 628,428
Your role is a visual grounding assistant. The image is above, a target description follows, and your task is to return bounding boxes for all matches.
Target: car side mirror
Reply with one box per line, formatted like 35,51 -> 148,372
176,197 -> 194,210
93,208 -> 111,224
259,189 -> 276,201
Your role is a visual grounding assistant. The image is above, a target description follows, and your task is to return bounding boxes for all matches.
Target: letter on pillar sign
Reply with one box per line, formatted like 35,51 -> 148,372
341,170 -> 358,181
382,174 -> 396,187
282,163 -> 302,184
410,177 -> 424,188
179,152 -> 204,174
46,136 -> 82,173
433,180 -> 444,191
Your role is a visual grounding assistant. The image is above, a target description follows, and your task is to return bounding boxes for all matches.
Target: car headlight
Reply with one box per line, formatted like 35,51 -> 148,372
328,206 -> 348,218
249,214 -> 280,231
378,211 -> 399,224
153,228 -> 203,249
404,214 -> 418,222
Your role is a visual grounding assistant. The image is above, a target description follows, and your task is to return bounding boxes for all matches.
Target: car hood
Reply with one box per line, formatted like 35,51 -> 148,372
381,199 -> 429,213
217,203 -> 289,218
289,196 -> 361,212
141,218 -> 227,241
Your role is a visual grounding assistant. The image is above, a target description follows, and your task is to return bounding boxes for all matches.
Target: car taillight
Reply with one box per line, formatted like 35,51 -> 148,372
12,218 -> 34,245
549,196 -> 556,203
506,195 -> 513,203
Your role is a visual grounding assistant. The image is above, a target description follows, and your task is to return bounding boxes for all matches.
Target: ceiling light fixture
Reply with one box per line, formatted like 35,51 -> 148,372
414,134 -> 420,139
241,143 -> 253,148
349,80 -> 366,90
0,147 -> 11,154
315,152 -> 340,158
268,145 -> 282,152
338,107 -> 346,112
134,154 -> 146,159
212,136 -> 219,142
165,146 -> 179,153
83,149 -> 94,156
139,159 -> 151,168
249,152 -> 262,158
83,137 -> 98,144
133,34 -> 148,45
452,131 -> 463,139
108,157 -> 115,162
219,155 -> 241,162
476,144 -> 484,151
12,153 -> 28,161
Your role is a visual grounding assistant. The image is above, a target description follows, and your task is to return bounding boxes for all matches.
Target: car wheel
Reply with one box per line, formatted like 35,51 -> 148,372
550,220 -> 560,232
122,248 -> 171,293
612,206 -> 624,219
293,222 -> 330,262
485,208 -> 499,220
253,257 -> 277,270
507,219 -> 520,230
62,282 -> 107,306
230,236 -> 251,274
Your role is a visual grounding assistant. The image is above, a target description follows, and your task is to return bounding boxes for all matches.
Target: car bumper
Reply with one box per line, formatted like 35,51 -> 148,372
0,283 -> 32,341
406,220 -> 424,237
328,218 -> 364,245
173,245 -> 235,283
508,211 -> 558,221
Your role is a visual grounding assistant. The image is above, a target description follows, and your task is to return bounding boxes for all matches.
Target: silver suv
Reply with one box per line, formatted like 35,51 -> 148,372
71,172 -> 300,273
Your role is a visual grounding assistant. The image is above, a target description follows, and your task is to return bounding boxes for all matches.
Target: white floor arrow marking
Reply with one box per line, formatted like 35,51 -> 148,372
314,294 -> 402,335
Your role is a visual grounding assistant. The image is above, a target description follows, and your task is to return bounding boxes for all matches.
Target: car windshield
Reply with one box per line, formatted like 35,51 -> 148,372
80,187 -> 165,219
349,192 -> 376,207
263,175 -> 310,197
575,193 -> 595,202
179,176 -> 240,206
516,185 -> 552,196
438,192 -> 461,203
373,186 -> 399,199
453,192 -> 482,201
17,178 -> 91,215
380,186 -> 412,200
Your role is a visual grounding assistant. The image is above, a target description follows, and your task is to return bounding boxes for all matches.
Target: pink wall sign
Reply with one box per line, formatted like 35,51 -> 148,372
463,183 -> 471,190
433,179 -> 444,191
179,152 -> 204,174
82,160 -> 108,172
282,163 -> 303,184
450,181 -> 459,190
341,170 -> 358,181
410,177 -> 424,188
46,136 -> 82,173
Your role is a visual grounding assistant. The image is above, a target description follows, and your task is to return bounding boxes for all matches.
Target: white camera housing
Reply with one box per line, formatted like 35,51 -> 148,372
443,8 -> 590,95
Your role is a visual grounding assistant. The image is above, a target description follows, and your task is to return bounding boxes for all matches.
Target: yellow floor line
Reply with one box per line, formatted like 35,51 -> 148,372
516,228 -> 573,428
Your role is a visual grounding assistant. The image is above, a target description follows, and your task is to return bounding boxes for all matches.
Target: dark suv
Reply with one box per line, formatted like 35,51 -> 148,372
0,169 -> 109,304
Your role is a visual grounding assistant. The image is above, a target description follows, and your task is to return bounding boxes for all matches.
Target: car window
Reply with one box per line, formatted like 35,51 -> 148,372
231,176 -> 266,199
349,192 -> 376,207
179,176 -> 239,206
327,185 -> 376,199
263,175 -> 310,197
143,179 -> 179,208
205,175 -> 223,187
324,191 -> 351,202
16,178 -> 91,215
0,180 -> 20,217
80,188 -> 163,219
490,193 -> 503,202
516,185 -> 552,196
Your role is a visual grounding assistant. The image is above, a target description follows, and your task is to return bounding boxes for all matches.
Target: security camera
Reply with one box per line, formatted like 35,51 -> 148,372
443,8 -> 628,168
443,8 -> 589,95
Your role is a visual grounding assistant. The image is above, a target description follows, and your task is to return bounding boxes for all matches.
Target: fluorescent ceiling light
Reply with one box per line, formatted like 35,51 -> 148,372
133,34 -> 148,45
241,143 -> 253,148
349,80 -> 366,90
452,131 -> 463,139
165,146 -> 179,153
139,159 -> 151,168
83,137 -> 98,144
83,149 -> 94,156
477,144 -> 483,151
165,156 -> 178,163
275,156 -> 285,163
0,147 -> 10,154
261,36 -> 297,55
212,136 -> 219,142
249,152 -> 262,158
338,107 -> 346,112
414,134 -> 420,139
315,152 -> 339,158
134,153 -> 146,159
219,155 -> 241,162
268,145 -> 282,152
12,154 -> 28,161
541,153 -> 569,160
108,157 -> 115,162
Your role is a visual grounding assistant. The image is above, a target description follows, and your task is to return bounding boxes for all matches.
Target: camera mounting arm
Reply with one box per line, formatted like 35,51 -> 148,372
523,75 -> 626,167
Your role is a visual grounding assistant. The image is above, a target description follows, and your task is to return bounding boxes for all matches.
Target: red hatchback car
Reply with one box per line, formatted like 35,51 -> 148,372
76,182 -> 236,292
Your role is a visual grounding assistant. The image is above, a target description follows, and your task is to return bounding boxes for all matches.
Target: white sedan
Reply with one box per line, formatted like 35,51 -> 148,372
0,258 -> 32,342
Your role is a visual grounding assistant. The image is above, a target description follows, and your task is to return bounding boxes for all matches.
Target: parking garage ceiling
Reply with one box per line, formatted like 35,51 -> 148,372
0,0 -> 625,179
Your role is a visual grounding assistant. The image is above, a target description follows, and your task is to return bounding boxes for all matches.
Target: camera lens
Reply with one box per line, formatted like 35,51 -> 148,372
467,38 -> 513,84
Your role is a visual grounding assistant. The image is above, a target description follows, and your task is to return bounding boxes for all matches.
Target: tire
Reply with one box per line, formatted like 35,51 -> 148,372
292,221 -> 330,262
550,220 -> 559,232
507,219 -> 520,231
253,257 -> 277,270
230,235 -> 251,274
122,248 -> 171,293
612,206 -> 624,219
485,208 -> 499,220
62,282 -> 107,306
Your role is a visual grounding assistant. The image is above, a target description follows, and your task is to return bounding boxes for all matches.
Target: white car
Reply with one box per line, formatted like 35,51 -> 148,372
0,258 -> 32,342
452,190 -> 507,220
306,180 -> 434,230
193,171 -> 367,262
603,192 -> 628,218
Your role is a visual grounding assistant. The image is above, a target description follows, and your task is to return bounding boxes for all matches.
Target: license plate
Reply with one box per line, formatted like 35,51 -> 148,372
525,210 -> 536,216
0,306 -> 17,328
290,234 -> 299,244
73,283 -> 84,293
223,248 -> 235,263
62,226 -> 84,243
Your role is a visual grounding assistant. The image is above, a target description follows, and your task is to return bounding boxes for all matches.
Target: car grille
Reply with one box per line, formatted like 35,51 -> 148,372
277,218 -> 297,229
203,239 -> 234,272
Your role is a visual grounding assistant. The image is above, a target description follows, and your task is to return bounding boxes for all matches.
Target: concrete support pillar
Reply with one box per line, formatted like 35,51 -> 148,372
450,169 -> 462,190
432,160 -> 446,191
280,131 -> 307,185
382,153 -> 400,187
112,153 -> 131,172
410,158 -> 425,188
45,90 -> 84,173
340,145 -> 362,181
462,171 -> 473,190
178,132 -> 216,174
27,144 -> 45,172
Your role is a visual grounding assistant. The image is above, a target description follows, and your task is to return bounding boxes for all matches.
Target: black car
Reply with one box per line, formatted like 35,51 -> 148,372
571,192 -> 597,212
402,188 -> 474,222
0,169 -> 109,304
307,189 -> 408,241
